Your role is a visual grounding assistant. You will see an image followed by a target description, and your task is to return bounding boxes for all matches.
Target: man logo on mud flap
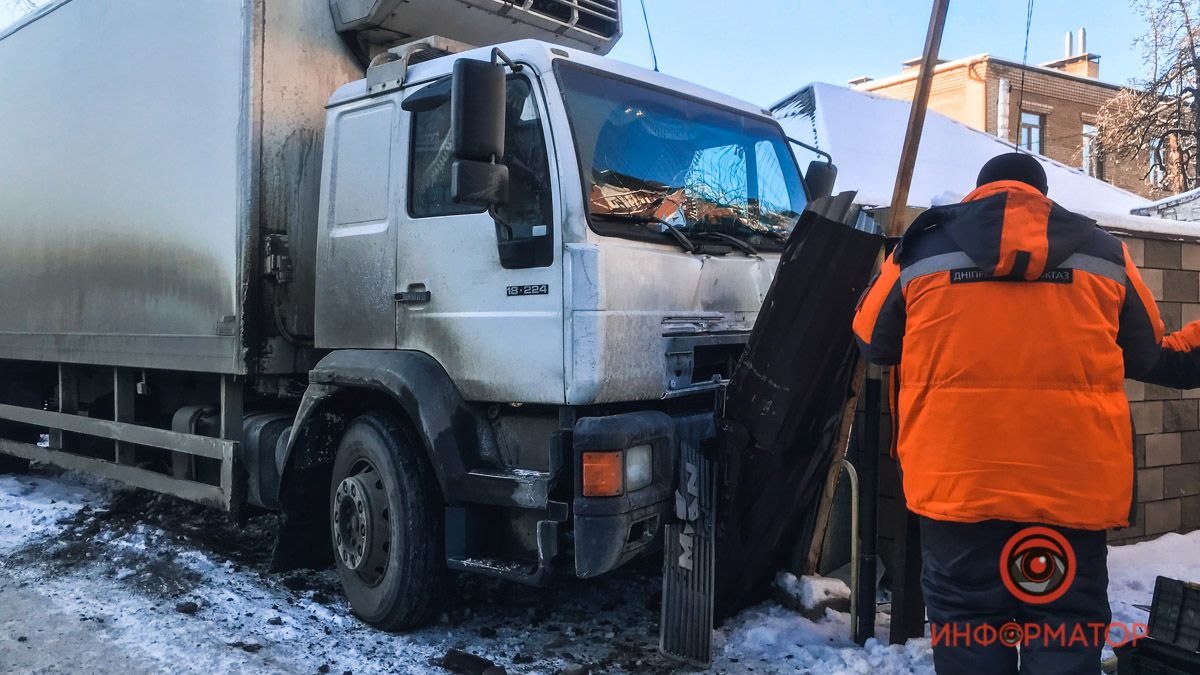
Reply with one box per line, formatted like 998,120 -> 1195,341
674,460 -> 700,571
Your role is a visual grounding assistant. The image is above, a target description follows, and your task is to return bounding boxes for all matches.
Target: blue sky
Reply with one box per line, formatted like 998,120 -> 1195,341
2,1 -> 1150,107
607,0 -> 1149,106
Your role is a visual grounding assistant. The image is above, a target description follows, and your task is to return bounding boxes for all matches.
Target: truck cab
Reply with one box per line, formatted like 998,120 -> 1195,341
0,0 -> 820,633
294,39 -> 811,627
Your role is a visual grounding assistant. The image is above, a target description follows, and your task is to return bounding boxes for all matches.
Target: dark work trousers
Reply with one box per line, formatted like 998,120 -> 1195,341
919,517 -> 1111,675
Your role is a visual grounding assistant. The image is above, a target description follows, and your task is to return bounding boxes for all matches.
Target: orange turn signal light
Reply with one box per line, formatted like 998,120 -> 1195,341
582,451 -> 624,497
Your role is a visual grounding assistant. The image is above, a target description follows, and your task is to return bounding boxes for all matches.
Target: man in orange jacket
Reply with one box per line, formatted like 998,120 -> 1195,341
852,153 -> 1177,674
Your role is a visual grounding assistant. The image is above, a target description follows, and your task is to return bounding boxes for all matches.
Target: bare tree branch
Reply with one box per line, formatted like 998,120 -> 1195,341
1098,0 -> 1200,192
8,0 -> 41,13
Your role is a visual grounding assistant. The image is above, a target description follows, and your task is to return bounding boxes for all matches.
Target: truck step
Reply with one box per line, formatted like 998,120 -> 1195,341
446,556 -> 549,586
463,468 -> 551,509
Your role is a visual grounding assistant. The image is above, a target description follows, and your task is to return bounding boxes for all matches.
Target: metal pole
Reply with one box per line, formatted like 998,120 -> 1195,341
855,365 -> 881,645
840,459 -> 862,644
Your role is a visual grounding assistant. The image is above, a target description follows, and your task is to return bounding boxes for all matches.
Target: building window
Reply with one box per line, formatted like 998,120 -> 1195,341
1149,137 -> 1164,186
1081,123 -> 1104,179
409,76 -> 553,235
1019,111 -> 1044,154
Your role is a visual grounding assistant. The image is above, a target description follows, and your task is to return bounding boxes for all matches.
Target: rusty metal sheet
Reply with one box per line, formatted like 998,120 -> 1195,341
714,209 -> 882,621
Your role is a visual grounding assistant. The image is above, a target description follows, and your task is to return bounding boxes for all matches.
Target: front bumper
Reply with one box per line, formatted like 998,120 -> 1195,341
571,410 -> 715,577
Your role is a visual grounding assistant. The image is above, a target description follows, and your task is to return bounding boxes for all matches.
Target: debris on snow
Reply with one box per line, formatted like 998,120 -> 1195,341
0,466 -> 1198,674
774,572 -> 851,618
175,601 -> 199,615
436,648 -> 496,674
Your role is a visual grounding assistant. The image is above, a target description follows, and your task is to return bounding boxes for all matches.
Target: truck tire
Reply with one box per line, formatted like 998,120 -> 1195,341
0,423 -> 32,474
329,411 -> 445,630
0,454 -> 29,474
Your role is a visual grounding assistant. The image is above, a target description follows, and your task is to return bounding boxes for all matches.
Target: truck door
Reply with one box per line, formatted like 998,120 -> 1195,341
397,74 -> 565,404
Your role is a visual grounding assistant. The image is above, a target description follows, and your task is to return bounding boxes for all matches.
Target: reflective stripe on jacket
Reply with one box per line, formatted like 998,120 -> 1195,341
852,180 -> 1164,530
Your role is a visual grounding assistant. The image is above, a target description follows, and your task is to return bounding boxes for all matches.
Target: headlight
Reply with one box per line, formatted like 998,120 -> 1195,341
625,444 -> 653,492
581,444 -> 654,497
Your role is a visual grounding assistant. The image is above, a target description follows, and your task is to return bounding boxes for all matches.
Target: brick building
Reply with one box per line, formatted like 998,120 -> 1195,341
853,31 -> 1160,199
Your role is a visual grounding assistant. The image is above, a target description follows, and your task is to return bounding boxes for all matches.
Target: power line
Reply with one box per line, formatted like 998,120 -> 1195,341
1015,0 -> 1035,151
639,0 -> 660,73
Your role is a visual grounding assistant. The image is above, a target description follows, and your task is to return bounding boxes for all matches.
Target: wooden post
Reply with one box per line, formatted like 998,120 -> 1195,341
801,365 -> 866,575
886,0 -> 950,646
888,0 -> 951,237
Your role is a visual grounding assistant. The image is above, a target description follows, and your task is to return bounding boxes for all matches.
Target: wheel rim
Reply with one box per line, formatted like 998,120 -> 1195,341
332,459 -> 391,586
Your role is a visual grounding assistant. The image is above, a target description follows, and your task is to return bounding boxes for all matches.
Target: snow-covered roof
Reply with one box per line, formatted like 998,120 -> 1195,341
1131,185 -> 1200,215
774,83 -> 1150,217
858,52 -> 1123,94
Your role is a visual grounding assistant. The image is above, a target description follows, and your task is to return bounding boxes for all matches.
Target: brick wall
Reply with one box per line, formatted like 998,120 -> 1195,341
984,62 -> 1157,201
1112,233 -> 1200,543
862,61 -> 989,132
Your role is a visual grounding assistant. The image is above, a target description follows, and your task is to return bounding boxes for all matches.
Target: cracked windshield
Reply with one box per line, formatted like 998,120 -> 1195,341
556,64 -> 807,251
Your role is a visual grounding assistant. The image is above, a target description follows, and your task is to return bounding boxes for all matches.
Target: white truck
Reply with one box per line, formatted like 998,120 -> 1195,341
0,0 -> 832,630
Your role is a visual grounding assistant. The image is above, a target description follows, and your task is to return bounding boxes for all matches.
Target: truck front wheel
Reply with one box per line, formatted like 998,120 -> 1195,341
0,455 -> 29,474
0,424 -> 33,474
329,411 -> 444,630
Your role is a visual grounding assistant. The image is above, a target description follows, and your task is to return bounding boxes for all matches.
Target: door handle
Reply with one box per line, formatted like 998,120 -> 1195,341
395,284 -> 431,304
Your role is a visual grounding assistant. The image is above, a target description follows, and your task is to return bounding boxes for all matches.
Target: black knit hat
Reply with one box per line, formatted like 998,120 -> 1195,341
976,152 -> 1048,195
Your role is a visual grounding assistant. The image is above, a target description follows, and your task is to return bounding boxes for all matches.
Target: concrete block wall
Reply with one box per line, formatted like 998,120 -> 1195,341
1112,233 -> 1200,544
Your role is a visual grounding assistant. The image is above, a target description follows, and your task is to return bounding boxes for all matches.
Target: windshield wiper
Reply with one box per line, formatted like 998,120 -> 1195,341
690,230 -> 759,257
757,228 -> 790,244
593,214 -> 697,253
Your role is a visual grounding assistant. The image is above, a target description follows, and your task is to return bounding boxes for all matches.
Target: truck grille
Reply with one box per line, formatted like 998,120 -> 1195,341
508,0 -> 621,38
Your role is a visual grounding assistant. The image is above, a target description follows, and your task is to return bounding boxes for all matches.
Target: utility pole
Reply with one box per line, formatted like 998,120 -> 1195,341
887,0 -> 950,237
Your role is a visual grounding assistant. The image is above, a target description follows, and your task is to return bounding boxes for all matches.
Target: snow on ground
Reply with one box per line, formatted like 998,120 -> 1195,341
0,466 -> 1197,674
0,472 -> 99,553
1108,530 -> 1200,630
0,468 -> 671,674
718,604 -> 932,674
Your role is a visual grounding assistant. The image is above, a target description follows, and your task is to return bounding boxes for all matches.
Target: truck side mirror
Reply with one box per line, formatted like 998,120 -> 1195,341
805,160 -> 838,201
451,58 -> 508,208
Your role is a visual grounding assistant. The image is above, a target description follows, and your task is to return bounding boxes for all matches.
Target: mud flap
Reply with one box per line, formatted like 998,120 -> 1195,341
659,435 -> 718,667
